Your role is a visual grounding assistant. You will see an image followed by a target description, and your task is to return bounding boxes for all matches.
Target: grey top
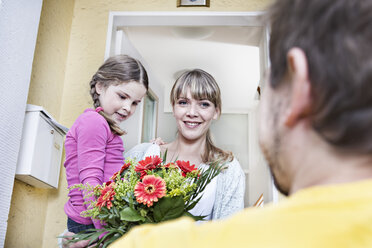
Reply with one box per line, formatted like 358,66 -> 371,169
124,143 -> 245,220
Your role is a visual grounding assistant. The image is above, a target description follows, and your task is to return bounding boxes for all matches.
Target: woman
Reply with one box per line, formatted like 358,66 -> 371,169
126,69 -> 245,220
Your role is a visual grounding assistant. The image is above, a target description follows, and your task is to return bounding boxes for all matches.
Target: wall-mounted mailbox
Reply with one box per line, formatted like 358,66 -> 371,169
15,104 -> 68,189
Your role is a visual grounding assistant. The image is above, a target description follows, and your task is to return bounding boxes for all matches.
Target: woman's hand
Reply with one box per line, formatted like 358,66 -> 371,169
150,137 -> 166,145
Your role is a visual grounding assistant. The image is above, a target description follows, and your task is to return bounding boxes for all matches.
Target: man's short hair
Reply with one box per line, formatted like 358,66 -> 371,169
269,0 -> 372,154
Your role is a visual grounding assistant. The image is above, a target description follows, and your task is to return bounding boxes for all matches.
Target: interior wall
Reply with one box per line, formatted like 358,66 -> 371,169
4,0 -> 272,247
4,0 -> 75,247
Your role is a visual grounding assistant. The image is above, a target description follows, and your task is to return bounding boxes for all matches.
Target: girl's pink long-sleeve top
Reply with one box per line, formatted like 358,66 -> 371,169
64,109 -> 124,228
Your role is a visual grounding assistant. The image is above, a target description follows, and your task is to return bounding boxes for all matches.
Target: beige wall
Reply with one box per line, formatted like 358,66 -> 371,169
5,0 -> 272,247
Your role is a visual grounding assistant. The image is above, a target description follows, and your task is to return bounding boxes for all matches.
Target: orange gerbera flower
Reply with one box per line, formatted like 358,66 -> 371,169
134,175 -> 166,207
135,156 -> 162,178
96,183 -> 116,210
176,160 -> 198,177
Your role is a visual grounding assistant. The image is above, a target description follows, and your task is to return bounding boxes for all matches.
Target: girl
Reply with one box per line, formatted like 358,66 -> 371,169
126,69 -> 245,220
63,54 -> 148,233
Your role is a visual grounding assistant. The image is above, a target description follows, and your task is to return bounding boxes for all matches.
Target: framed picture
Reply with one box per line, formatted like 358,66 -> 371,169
177,0 -> 210,7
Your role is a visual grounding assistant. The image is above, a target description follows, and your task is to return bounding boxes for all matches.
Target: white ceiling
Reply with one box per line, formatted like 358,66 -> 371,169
122,26 -> 263,113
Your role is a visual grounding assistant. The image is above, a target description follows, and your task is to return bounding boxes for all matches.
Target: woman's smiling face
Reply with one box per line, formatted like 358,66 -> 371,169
173,88 -> 219,141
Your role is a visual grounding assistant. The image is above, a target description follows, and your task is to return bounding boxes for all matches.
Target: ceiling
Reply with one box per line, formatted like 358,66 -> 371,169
122,26 -> 263,113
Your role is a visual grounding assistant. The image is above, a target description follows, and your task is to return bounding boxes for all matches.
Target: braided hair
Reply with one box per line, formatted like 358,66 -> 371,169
89,55 -> 149,135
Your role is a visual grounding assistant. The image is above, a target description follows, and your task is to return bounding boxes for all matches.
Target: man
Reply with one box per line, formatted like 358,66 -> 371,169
110,0 -> 372,247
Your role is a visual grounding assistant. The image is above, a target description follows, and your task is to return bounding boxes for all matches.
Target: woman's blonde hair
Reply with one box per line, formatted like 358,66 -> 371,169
89,55 -> 148,135
170,69 -> 233,164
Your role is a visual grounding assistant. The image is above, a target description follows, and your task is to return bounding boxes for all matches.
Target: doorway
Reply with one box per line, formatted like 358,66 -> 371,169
105,11 -> 275,207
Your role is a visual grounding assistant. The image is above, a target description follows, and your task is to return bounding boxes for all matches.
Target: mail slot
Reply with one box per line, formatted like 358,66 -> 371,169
15,104 -> 67,188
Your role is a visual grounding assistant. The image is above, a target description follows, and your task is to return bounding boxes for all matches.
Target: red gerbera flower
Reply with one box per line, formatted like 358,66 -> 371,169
134,175 -> 166,207
111,162 -> 131,180
96,183 -> 116,210
176,160 -> 198,177
135,156 -> 162,178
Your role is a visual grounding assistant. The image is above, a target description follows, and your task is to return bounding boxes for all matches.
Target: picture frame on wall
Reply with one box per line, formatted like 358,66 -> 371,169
177,0 -> 210,7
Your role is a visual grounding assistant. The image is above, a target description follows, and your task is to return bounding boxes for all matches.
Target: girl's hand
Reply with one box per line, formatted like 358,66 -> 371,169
150,137 -> 166,145
62,231 -> 92,248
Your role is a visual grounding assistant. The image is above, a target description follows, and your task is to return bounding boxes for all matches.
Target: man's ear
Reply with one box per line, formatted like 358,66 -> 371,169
284,48 -> 312,127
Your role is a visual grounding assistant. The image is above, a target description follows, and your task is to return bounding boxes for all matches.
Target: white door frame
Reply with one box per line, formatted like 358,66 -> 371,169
105,11 -> 266,58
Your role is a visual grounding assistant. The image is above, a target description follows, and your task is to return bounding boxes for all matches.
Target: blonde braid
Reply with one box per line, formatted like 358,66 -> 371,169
90,75 -> 100,108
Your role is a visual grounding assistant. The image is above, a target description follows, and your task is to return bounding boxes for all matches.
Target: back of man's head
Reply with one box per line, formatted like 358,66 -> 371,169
268,0 -> 372,154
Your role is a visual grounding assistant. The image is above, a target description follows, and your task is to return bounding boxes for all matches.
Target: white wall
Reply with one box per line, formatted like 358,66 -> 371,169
0,0 -> 43,246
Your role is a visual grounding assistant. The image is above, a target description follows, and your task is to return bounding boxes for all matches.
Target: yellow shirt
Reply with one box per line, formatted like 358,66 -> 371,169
110,180 -> 372,248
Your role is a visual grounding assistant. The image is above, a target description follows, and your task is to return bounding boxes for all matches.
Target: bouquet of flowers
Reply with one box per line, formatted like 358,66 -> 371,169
65,154 -> 222,247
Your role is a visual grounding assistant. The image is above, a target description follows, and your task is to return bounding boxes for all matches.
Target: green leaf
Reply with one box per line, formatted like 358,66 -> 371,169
120,207 -> 145,222
153,196 -> 184,222
185,196 -> 202,211
156,170 -> 164,178
185,161 -> 224,209
101,232 -> 123,248
183,211 -> 206,221
162,148 -> 168,162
